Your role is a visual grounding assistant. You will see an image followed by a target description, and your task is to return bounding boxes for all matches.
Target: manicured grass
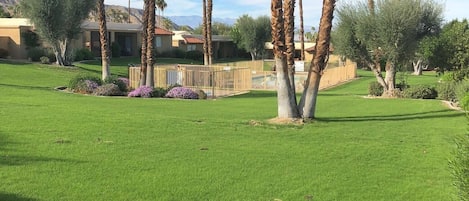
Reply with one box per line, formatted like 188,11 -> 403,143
0,60 -> 466,201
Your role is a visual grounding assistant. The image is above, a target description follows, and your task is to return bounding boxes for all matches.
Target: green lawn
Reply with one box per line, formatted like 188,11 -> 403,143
0,60 -> 466,201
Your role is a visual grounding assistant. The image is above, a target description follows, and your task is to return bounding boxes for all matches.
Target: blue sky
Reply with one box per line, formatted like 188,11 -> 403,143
105,0 -> 468,27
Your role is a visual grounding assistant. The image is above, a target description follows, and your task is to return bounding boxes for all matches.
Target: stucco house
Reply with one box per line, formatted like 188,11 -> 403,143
172,31 -> 240,59
0,18 -> 173,59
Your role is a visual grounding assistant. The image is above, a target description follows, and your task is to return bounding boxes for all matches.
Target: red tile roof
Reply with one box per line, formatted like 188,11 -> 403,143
155,27 -> 174,35
182,35 -> 204,44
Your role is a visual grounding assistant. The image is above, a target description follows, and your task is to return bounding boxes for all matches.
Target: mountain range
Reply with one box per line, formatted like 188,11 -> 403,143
0,0 -> 235,30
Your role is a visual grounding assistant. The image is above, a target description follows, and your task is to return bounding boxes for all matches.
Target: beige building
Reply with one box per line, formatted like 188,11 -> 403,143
0,18 -> 174,59
0,18 -> 33,59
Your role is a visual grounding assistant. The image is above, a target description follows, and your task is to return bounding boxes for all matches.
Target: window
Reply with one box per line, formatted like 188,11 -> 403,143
155,37 -> 162,47
187,44 -> 196,51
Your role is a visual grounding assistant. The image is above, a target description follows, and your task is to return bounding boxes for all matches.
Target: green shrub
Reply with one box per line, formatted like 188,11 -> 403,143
40,56 -> 50,64
403,85 -> 437,99
45,49 -> 57,63
69,74 -> 102,92
440,72 -> 455,82
74,48 -> 94,61
461,93 -> 469,110
104,76 -> 128,92
368,81 -> 383,96
456,81 -> 469,104
437,81 -> 457,101
27,47 -> 45,62
185,50 -> 203,61
451,133 -> 469,201
93,84 -> 122,96
0,48 -> 8,58
111,42 -> 121,58
151,87 -> 167,98
195,89 -> 207,99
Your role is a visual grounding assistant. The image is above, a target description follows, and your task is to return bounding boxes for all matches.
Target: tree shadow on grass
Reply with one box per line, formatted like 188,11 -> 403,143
0,132 -> 84,166
0,83 -> 51,91
317,109 -> 465,122
228,91 -> 277,99
0,193 -> 39,201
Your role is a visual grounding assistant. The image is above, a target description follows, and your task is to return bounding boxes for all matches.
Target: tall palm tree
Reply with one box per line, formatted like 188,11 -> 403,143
145,0 -> 156,87
140,0 -> 149,86
156,0 -> 167,27
299,0 -> 305,61
271,0 -> 300,118
202,0 -> 209,65
207,0 -> 213,65
284,0 -> 296,94
368,0 -> 375,15
299,0 -> 336,119
97,0 -> 110,80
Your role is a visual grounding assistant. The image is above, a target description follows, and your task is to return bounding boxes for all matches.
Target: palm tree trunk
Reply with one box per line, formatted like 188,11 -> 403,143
299,0 -> 335,119
145,0 -> 155,87
207,0 -> 213,65
299,0 -> 305,61
202,0 -> 209,65
271,0 -> 300,119
97,0 -> 110,80
140,0 -> 149,86
284,0 -> 296,97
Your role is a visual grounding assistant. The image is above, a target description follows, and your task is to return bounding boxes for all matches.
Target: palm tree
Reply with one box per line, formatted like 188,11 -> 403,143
97,0 -> 110,80
140,0 -> 149,86
299,0 -> 336,119
145,0 -> 156,87
271,0 -> 300,118
202,0 -> 209,65
156,0 -> 167,27
299,0 -> 305,61
284,0 -> 296,95
207,0 -> 213,65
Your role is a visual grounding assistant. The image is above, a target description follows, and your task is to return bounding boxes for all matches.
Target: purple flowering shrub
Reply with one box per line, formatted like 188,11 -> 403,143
93,84 -> 122,96
75,80 -> 99,94
128,85 -> 153,98
165,87 -> 199,99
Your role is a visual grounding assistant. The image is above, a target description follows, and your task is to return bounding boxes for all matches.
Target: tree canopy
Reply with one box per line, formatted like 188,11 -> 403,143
231,15 -> 271,60
20,0 -> 96,66
333,0 -> 443,96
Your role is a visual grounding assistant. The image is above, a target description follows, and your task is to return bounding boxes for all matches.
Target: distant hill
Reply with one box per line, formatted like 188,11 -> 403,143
0,1 -> 235,31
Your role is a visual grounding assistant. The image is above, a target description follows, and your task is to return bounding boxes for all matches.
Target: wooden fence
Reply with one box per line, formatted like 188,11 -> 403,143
129,65 -> 252,98
251,61 -> 357,91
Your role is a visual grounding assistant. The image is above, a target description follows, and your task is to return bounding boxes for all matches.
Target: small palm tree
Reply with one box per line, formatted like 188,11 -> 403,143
97,0 -> 110,80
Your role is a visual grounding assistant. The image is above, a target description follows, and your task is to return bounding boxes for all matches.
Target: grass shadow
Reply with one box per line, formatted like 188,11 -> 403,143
317,109 -> 465,122
0,83 -> 51,91
228,91 -> 276,99
0,193 -> 39,201
0,59 -> 31,66
0,132 -> 84,166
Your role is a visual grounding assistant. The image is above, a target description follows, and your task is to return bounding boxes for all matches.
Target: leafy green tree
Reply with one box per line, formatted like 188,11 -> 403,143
0,6 -> 11,18
334,0 -> 443,96
20,0 -> 96,66
231,15 -> 271,60
441,19 -> 469,71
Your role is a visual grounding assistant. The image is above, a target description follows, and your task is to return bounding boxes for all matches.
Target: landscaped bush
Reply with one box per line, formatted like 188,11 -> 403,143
104,76 -> 128,92
437,81 -> 457,101
167,83 -> 182,92
194,89 -> 207,99
128,85 -> 153,98
151,87 -> 167,98
440,72 -> 455,82
73,48 -> 94,61
27,47 -> 45,62
165,87 -> 199,99
403,85 -> 437,99
368,81 -> 383,96
172,48 -> 186,58
93,83 -> 122,96
69,74 -> 102,93
0,48 -> 9,58
40,56 -> 50,64
456,81 -> 469,104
